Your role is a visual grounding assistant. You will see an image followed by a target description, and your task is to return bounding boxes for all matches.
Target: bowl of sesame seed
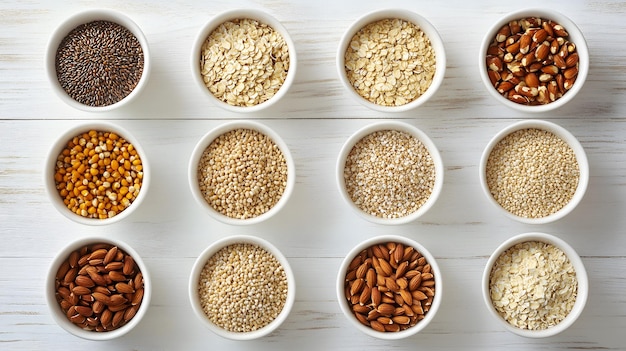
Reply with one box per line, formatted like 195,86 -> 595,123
188,235 -> 295,340
188,121 -> 295,225
44,122 -> 150,225
191,9 -> 297,113
337,9 -> 446,112
45,9 -> 150,112
482,232 -> 588,337
479,119 -> 588,224
336,121 -> 444,224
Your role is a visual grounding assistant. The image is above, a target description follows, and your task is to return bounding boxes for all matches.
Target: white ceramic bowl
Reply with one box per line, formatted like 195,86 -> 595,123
188,235 -> 296,340
479,8 -> 589,113
336,121 -> 444,224
191,9 -> 297,113
188,121 -> 295,225
336,9 -> 446,112
479,119 -> 588,224
45,9 -> 151,112
336,235 -> 442,340
482,232 -> 588,338
45,236 -> 152,340
44,122 -> 151,225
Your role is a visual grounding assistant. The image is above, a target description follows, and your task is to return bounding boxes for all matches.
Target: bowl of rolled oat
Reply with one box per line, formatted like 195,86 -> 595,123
188,120 -> 295,225
479,119 -> 588,224
336,121 -> 444,224
188,235 -> 296,340
337,9 -> 446,112
191,9 -> 297,113
45,9 -> 150,112
482,232 -> 588,337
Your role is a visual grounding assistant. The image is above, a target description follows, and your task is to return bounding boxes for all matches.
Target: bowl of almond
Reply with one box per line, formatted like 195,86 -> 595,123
45,236 -> 151,340
479,8 -> 589,112
337,9 -> 446,112
336,235 -> 442,339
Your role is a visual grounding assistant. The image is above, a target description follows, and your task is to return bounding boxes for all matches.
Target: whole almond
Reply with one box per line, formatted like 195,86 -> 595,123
109,270 -> 126,282
377,303 -> 395,316
109,294 -> 128,307
392,315 -> 411,325
115,282 -> 135,294
352,304 -> 369,314
393,243 -> 404,263
103,246 -> 118,265
400,289 -> 413,306
412,290 -> 428,301
356,262 -> 369,279
371,287 -> 381,307
105,262 -> 124,272
370,320 -> 386,332
92,292 -> 111,304
365,268 -> 376,289
395,261 -> 408,279
75,275 -> 95,288
88,248 -> 108,261
100,308 -> 113,328
123,305 -> 139,322
409,273 -> 422,291
75,305 -> 93,317
378,258 -> 393,276
350,278 -> 365,296
71,286 -> 92,296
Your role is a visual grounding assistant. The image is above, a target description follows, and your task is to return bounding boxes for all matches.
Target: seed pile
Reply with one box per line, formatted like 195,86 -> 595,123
55,20 -> 144,107
485,128 -> 579,218
344,130 -> 435,218
198,243 -> 288,332
486,17 -> 579,105
344,18 -> 436,106
54,130 -> 144,219
54,243 -> 145,332
489,241 -> 578,330
200,18 -> 290,107
344,242 -> 436,332
197,128 -> 288,219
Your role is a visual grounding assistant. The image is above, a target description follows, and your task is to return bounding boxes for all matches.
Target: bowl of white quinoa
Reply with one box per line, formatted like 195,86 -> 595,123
191,9 -> 297,113
188,120 -> 295,225
45,9 -> 150,112
482,232 -> 588,337
336,121 -> 444,224
479,119 -> 588,224
188,235 -> 295,340
337,9 -> 446,112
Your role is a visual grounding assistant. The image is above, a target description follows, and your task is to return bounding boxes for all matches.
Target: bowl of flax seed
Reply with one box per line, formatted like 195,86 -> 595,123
45,9 -> 150,112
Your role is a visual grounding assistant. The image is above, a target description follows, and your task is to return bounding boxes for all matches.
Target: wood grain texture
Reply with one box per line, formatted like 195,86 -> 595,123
1,0 -> 625,350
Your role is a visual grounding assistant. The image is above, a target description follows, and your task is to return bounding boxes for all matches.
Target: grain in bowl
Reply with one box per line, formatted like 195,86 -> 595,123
337,122 -> 443,224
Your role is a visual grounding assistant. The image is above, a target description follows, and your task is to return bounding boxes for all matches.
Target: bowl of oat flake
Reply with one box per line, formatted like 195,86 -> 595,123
337,9 -> 446,112
191,9 -> 297,112
479,119 -> 588,224
45,9 -> 150,112
482,232 -> 588,337
189,235 -> 296,340
337,121 -> 444,224
188,121 -> 295,225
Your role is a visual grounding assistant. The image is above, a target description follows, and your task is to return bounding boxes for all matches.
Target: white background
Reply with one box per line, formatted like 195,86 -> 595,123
1,0 -> 625,350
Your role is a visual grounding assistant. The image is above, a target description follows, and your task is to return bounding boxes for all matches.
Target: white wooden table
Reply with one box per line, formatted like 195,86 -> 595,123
1,0 -> 625,350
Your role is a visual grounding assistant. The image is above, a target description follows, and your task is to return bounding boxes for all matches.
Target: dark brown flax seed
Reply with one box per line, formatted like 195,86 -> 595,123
55,20 -> 144,107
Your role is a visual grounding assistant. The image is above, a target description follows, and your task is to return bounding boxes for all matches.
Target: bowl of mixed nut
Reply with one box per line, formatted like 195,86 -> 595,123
191,9 -> 297,112
336,121 -> 444,224
188,120 -> 295,225
479,8 -> 589,112
336,235 -> 441,339
45,236 -> 151,340
482,232 -> 588,338
44,122 -> 150,225
188,235 -> 296,340
337,9 -> 446,112
479,119 -> 588,224
45,9 -> 150,112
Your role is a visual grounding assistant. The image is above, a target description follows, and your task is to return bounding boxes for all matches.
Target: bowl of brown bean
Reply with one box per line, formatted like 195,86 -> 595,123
479,119 -> 588,224
45,236 -> 151,340
44,122 -> 150,225
336,235 -> 441,339
482,232 -> 588,337
336,121 -> 444,224
45,9 -> 150,112
479,8 -> 589,112
188,120 -> 295,225
188,235 -> 295,340
191,9 -> 297,113
336,9 -> 446,112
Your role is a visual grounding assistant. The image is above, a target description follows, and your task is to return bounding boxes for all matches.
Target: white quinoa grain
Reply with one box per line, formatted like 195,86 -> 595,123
198,243 -> 288,332
485,128 -> 579,218
344,130 -> 435,218
489,241 -> 578,330
197,128 -> 288,219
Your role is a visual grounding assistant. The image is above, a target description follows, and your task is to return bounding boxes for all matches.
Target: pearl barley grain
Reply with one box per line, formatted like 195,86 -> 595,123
344,130 -> 435,219
485,128 -> 579,218
198,243 -> 288,333
197,128 -> 288,219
